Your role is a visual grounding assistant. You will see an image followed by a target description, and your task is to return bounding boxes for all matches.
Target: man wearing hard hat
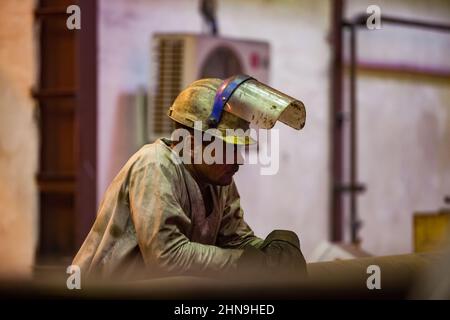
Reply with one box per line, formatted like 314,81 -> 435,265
73,75 -> 307,281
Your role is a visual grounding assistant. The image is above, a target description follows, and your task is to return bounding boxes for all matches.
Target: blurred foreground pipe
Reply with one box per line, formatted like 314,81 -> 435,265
304,253 -> 438,298
1,253 -> 441,299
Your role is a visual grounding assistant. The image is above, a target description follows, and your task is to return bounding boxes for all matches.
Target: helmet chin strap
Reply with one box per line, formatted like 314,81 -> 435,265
207,74 -> 255,128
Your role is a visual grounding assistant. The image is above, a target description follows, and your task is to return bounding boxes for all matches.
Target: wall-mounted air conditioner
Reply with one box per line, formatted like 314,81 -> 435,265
149,33 -> 270,141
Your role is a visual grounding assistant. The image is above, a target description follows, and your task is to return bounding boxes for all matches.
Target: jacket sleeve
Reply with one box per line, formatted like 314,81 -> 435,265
216,180 -> 264,250
128,159 -> 243,277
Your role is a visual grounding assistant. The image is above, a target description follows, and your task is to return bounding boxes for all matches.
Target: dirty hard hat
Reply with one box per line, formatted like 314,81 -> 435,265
168,75 -> 306,145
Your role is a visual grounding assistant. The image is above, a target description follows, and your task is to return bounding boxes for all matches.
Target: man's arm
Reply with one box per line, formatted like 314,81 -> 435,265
128,160 -> 243,277
216,180 -> 264,250
215,182 -> 307,280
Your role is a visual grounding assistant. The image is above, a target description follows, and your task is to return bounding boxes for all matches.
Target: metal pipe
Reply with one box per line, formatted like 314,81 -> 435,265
17,253 -> 440,299
330,0 -> 345,242
347,14 -> 450,32
349,25 -> 360,244
345,61 -> 450,79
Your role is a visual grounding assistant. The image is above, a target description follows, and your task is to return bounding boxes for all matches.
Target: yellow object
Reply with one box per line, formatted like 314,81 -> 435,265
414,211 -> 450,253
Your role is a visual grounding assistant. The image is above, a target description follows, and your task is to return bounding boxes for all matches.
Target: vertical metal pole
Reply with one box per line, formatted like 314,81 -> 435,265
349,25 -> 360,244
330,0 -> 345,242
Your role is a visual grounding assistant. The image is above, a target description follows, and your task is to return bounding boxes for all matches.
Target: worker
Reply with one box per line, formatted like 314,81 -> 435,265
73,75 -> 307,282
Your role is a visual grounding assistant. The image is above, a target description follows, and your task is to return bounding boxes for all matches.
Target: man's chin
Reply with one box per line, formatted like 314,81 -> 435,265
215,174 -> 234,186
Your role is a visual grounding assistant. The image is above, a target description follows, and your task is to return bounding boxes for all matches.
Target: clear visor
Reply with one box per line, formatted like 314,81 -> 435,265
223,79 -> 306,130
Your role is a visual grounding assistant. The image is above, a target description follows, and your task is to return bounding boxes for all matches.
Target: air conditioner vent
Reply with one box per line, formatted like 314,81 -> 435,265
152,38 -> 184,137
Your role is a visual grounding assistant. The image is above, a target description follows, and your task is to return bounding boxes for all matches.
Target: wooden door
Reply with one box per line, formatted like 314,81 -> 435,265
33,0 -> 97,263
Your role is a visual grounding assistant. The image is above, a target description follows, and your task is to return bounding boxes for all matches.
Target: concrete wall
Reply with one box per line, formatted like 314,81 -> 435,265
345,0 -> 450,255
97,0 -> 331,260
0,0 -> 37,277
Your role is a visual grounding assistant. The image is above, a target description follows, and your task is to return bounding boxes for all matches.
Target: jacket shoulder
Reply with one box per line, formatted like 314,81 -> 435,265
129,140 -> 184,181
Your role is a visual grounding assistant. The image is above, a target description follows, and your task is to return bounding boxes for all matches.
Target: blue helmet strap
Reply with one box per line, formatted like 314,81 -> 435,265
207,74 -> 254,128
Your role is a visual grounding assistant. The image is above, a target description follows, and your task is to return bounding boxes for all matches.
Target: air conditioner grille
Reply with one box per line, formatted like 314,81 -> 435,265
152,38 -> 184,137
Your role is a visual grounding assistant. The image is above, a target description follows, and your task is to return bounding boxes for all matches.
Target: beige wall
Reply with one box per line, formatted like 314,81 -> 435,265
0,0 -> 37,277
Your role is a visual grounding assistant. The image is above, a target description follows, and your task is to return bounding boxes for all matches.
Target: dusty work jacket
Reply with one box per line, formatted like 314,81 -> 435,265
73,138 -> 263,279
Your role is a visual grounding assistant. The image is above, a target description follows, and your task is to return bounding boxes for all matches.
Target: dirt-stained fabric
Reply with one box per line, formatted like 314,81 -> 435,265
73,138 -> 263,280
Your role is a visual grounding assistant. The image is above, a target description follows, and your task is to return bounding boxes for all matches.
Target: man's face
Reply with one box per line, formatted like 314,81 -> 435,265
192,137 -> 244,186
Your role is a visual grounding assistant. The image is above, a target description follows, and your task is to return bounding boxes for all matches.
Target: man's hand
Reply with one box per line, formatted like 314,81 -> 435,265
261,230 -> 307,279
236,230 -> 307,281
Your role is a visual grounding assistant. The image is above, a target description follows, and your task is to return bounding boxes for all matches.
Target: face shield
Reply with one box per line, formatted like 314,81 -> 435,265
207,75 -> 306,130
